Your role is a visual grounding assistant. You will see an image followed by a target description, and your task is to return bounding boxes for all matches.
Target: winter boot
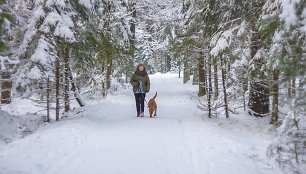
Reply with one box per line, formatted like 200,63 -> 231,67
137,112 -> 140,117
140,112 -> 144,117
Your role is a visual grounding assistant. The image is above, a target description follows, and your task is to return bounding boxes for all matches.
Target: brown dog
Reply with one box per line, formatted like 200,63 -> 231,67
148,92 -> 157,117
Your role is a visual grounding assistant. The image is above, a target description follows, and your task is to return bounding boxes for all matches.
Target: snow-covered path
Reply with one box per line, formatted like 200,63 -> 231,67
0,73 -> 277,174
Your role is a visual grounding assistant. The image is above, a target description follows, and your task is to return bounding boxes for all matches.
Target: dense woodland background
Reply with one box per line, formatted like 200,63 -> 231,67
0,0 -> 305,173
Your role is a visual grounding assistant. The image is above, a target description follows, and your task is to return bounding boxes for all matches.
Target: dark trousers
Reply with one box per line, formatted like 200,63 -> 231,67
134,93 -> 146,113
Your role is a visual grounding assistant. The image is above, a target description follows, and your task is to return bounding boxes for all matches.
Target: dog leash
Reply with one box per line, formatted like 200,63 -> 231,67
141,93 -> 148,105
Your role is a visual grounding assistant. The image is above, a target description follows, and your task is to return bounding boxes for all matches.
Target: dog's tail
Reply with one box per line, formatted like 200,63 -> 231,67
153,92 -> 157,100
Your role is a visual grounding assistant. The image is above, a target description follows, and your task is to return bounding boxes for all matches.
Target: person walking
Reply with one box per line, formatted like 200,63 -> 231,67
130,64 -> 150,117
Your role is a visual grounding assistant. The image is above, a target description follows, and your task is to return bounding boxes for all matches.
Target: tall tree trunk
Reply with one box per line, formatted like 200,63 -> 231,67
166,55 -> 171,72
288,80 -> 292,97
208,54 -> 212,118
46,76 -> 50,122
227,61 -> 231,74
214,56 -> 218,99
160,51 -> 164,73
248,79 -> 270,116
248,5 -> 269,117
183,60 -> 190,84
126,2 -> 136,82
193,66 -> 199,85
243,80 -> 247,111
101,62 -> 106,97
39,82 -> 44,100
178,59 -> 181,78
55,57 -> 60,121
68,67 -> 85,107
204,58 -> 208,98
1,71 -> 12,104
243,88 -> 246,111
242,72 -> 248,111
105,2 -> 113,92
129,2 -> 136,54
106,58 -> 112,91
220,55 -> 229,118
247,0 -> 269,117
292,78 -> 296,96
198,52 -> 206,96
153,24 -> 158,72
64,47 -> 70,112
271,69 -> 279,125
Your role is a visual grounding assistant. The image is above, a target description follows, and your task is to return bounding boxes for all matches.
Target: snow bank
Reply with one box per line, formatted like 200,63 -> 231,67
0,110 -> 43,149
1,98 -> 43,116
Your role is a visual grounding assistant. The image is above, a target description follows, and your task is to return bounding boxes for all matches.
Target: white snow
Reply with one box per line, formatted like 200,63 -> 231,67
1,98 -> 43,116
34,0 -> 44,6
0,110 -> 42,148
32,5 -> 45,20
210,27 -> 239,57
40,10 -> 76,41
30,37 -> 51,65
40,12 -> 62,32
19,12 -> 39,55
46,0 -> 66,9
0,56 -> 19,70
280,0 -> 300,29
0,73 -> 278,174
301,8 -> 306,33
210,36 -> 229,56
0,56 -> 10,70
54,13 -> 75,41
27,65 -> 42,80
78,0 -> 93,9
54,23 -> 75,40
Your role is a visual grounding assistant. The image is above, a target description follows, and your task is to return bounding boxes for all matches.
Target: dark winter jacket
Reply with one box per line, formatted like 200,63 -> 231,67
130,65 -> 150,93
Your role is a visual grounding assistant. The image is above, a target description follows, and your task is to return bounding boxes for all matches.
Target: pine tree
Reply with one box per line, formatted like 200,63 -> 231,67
183,59 -> 190,83
247,0 -> 270,117
263,0 -> 306,173
198,51 -> 206,96
220,54 -> 229,118
0,0 -> 13,52
0,0 -> 15,104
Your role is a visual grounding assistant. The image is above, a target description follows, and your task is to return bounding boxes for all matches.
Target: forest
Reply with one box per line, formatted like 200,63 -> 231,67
0,0 -> 305,174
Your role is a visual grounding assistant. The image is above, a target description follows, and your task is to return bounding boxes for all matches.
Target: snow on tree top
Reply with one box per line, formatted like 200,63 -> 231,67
78,0 -> 94,9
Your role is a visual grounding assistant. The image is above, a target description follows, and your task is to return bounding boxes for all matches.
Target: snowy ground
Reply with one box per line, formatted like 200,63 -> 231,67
0,73 -> 280,174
